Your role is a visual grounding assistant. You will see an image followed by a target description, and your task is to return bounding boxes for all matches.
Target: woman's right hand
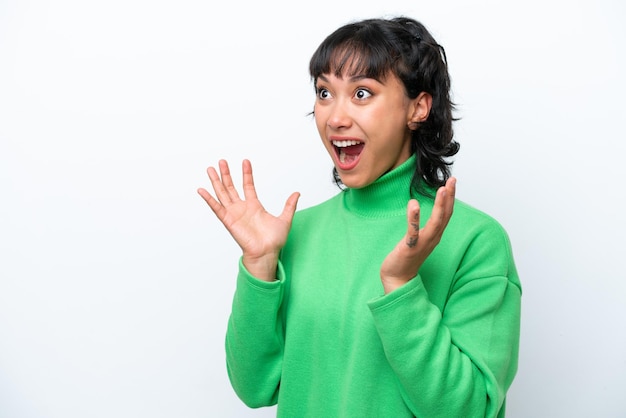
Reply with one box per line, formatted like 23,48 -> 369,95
197,159 -> 300,281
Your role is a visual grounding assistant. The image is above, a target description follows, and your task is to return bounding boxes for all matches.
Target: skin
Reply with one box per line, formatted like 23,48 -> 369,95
198,69 -> 456,293
314,72 -> 418,189
197,159 -> 300,282
379,178 -> 456,293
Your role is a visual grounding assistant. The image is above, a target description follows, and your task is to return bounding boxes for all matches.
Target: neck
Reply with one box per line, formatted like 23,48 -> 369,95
344,156 -> 416,218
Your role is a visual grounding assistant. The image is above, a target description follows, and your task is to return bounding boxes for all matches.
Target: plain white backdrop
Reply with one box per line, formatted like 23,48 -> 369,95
1,0 -> 624,417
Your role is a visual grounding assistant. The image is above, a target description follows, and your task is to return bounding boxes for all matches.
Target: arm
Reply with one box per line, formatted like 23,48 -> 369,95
376,179 -> 520,417
369,259 -> 520,417
225,259 -> 287,407
198,159 -> 299,404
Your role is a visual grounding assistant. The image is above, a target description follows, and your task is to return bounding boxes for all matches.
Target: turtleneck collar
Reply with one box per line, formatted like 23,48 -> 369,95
343,155 -> 417,219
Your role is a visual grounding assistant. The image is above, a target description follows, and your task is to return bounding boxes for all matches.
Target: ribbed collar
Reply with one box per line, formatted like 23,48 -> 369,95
343,155 -> 417,219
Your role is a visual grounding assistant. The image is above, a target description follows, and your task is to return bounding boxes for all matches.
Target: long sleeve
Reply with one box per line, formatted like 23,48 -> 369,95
224,258 -> 286,407
222,155 -> 521,416
368,220 -> 521,418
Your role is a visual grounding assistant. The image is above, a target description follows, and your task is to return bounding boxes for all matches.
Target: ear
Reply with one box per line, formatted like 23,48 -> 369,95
407,92 -> 432,129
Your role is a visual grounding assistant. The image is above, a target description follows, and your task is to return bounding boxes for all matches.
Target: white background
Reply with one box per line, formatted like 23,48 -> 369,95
1,0 -> 625,417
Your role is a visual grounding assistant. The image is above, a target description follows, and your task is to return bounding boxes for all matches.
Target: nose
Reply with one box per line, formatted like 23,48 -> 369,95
326,101 -> 352,130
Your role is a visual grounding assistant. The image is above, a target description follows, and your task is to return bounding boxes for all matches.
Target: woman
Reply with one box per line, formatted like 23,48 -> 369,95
198,16 -> 521,418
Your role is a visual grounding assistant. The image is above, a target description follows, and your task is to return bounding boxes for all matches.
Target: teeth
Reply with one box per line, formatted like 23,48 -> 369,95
332,140 -> 361,147
339,150 -> 346,163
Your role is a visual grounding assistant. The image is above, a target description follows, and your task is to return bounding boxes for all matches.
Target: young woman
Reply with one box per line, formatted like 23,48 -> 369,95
198,16 -> 521,418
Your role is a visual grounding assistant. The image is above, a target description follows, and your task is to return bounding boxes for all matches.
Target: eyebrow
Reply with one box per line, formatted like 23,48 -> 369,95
317,74 -> 379,83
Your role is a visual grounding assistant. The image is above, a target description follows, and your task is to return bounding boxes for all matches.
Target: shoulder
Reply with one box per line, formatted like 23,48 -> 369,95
443,199 -> 520,286
450,199 -> 509,239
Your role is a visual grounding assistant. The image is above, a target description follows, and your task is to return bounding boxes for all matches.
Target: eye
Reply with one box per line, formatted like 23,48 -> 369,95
354,88 -> 372,100
316,87 -> 332,100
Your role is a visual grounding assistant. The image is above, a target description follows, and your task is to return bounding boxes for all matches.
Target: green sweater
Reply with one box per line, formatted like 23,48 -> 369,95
225,156 -> 521,417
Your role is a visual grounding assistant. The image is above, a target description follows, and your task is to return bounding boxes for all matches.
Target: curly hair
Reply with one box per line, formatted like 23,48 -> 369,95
309,17 -> 460,196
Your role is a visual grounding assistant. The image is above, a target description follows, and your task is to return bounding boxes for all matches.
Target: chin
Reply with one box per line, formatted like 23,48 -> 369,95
337,174 -> 371,190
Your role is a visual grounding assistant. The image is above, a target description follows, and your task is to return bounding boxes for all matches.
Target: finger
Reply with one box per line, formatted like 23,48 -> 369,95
279,192 -> 301,223
241,159 -> 259,201
197,187 -> 228,221
218,159 -> 243,202
441,177 -> 456,223
428,177 -> 456,233
405,199 -> 420,249
207,164 -> 234,205
447,176 -> 457,200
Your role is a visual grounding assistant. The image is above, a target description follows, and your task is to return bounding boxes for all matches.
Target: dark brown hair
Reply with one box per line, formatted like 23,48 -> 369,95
309,17 -> 460,196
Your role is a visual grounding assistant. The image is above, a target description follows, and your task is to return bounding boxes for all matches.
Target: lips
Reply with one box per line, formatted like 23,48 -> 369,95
332,139 -> 364,170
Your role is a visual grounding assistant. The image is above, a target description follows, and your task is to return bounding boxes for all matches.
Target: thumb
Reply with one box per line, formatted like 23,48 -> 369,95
279,192 -> 301,223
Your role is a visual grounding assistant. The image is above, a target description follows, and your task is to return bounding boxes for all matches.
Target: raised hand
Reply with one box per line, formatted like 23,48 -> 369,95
380,177 -> 456,293
197,159 -> 300,281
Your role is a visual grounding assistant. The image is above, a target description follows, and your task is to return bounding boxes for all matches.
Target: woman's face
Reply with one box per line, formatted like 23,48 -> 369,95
314,70 -> 419,189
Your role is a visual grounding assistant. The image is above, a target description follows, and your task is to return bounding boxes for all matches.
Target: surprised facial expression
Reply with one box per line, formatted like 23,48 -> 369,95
314,71 -> 419,189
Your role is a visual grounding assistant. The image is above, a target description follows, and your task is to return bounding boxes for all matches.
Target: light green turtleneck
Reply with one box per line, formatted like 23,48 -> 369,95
225,156 -> 521,417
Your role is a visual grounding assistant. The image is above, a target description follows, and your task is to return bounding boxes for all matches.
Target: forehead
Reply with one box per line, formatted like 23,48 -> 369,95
312,41 -> 395,81
316,72 -> 389,87
318,49 -> 392,83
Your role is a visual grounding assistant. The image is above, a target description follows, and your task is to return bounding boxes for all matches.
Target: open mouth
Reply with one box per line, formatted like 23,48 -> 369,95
332,140 -> 364,167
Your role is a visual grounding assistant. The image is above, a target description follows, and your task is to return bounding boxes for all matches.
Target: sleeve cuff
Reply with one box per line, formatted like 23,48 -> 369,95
238,257 -> 285,292
367,275 -> 425,312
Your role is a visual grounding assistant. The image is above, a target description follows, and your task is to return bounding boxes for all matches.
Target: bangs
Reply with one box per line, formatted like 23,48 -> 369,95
309,26 -> 399,81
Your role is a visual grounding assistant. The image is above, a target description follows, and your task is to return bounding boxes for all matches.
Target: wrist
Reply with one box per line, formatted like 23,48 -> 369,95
381,276 -> 411,294
242,253 -> 279,282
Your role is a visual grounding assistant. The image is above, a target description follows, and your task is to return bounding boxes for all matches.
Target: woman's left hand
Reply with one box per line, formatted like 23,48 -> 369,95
380,177 -> 456,294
